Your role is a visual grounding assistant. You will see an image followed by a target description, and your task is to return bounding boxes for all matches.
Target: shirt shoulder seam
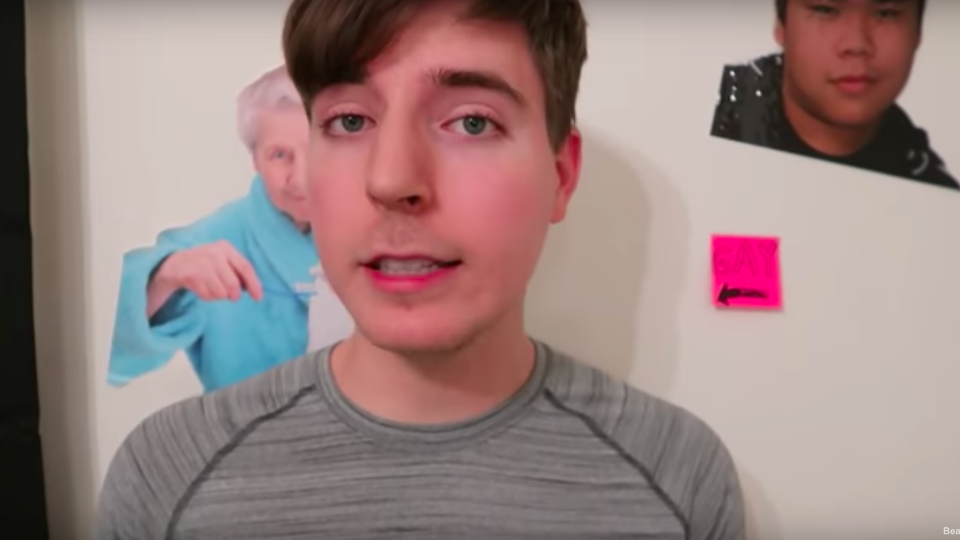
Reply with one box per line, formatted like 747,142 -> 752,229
162,385 -> 317,540
541,387 -> 691,540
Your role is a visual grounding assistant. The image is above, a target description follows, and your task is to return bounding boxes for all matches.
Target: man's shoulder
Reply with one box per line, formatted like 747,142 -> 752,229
96,353 -> 324,537
539,344 -> 744,537
881,105 -> 960,189
711,53 -> 784,145
542,345 -> 730,457
128,351 -> 321,457
540,344 -> 740,512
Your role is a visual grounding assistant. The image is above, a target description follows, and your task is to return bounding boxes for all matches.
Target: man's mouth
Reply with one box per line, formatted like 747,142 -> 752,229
832,75 -> 877,94
364,256 -> 462,276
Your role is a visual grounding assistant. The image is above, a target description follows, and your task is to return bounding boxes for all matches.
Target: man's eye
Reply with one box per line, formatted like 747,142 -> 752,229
463,116 -> 487,135
328,114 -> 367,135
451,115 -> 496,136
810,4 -> 839,16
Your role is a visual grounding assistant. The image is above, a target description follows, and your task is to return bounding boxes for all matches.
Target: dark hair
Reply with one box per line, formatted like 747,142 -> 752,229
775,0 -> 926,27
282,0 -> 588,151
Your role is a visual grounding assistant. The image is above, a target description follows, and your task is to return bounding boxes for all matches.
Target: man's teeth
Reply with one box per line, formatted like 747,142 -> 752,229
376,258 -> 444,275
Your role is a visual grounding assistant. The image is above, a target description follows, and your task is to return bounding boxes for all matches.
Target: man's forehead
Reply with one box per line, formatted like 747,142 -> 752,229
315,43 -> 537,108
305,1 -> 543,110
349,66 -> 527,104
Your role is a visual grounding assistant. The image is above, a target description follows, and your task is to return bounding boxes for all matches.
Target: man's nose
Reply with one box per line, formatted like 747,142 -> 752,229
365,115 -> 434,214
837,11 -> 876,58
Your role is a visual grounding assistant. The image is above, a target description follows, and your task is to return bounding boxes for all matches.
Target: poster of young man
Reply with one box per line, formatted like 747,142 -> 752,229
710,0 -> 958,190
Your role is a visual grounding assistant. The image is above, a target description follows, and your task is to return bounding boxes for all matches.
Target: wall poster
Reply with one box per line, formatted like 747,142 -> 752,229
107,65 -> 354,395
710,0 -> 958,191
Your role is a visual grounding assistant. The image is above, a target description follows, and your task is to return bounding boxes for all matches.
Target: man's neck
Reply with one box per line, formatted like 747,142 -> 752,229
781,82 -> 881,157
329,312 -> 536,425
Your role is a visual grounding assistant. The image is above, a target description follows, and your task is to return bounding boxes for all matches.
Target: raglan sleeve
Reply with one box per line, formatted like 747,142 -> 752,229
687,427 -> 746,540
94,411 -> 190,540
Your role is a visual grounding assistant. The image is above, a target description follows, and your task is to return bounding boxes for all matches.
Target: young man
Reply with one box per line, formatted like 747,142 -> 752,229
711,0 -> 958,190
107,66 -> 352,392
95,1 -> 745,538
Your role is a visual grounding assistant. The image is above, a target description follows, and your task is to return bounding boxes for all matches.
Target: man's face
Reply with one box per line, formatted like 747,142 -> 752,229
253,107 -> 311,226
305,1 -> 580,354
776,0 -> 921,128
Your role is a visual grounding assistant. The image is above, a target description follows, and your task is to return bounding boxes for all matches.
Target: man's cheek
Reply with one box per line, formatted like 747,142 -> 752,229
307,178 -> 339,211
480,208 -> 545,258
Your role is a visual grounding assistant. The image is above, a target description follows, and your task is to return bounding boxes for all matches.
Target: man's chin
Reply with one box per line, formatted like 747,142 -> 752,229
818,103 -> 888,131
357,319 -> 476,359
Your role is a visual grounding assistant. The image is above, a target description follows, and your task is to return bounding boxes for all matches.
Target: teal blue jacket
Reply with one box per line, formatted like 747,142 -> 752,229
107,176 -> 317,392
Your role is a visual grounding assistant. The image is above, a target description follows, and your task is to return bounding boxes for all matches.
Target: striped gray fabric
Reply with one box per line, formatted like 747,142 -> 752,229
95,340 -> 744,540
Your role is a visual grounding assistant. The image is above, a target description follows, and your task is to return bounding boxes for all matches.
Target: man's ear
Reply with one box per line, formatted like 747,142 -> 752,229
774,19 -> 785,48
551,127 -> 582,224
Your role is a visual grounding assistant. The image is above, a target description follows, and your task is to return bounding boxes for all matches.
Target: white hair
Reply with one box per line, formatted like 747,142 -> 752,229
236,65 -> 303,153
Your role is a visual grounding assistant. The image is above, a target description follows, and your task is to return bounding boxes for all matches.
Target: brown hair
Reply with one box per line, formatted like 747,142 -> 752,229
282,0 -> 588,151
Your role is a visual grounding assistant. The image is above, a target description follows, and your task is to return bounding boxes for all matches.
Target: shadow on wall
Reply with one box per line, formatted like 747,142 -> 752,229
25,1 -> 97,539
527,127 -> 685,395
739,465 -> 782,540
528,129 -> 771,536
621,151 -> 689,398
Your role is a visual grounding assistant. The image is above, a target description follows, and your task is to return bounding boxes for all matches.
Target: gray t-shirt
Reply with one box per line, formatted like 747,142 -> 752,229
95,340 -> 744,540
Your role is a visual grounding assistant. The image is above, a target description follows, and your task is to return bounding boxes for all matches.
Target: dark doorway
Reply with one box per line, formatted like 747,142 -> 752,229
0,0 -> 50,537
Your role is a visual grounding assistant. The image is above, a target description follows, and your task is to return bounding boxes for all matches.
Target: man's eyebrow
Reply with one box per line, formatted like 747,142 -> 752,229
430,68 -> 527,107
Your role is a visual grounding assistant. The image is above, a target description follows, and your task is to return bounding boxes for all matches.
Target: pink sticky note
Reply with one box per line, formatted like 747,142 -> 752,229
711,235 -> 781,309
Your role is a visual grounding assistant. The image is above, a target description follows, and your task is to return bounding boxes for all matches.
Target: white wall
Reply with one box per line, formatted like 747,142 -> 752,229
26,0 -> 960,538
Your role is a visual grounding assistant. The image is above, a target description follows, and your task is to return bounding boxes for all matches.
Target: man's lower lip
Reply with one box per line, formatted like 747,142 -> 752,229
834,80 -> 873,95
363,264 -> 459,291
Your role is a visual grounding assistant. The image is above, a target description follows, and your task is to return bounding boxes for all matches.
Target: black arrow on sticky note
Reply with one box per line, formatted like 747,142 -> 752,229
717,283 -> 768,305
